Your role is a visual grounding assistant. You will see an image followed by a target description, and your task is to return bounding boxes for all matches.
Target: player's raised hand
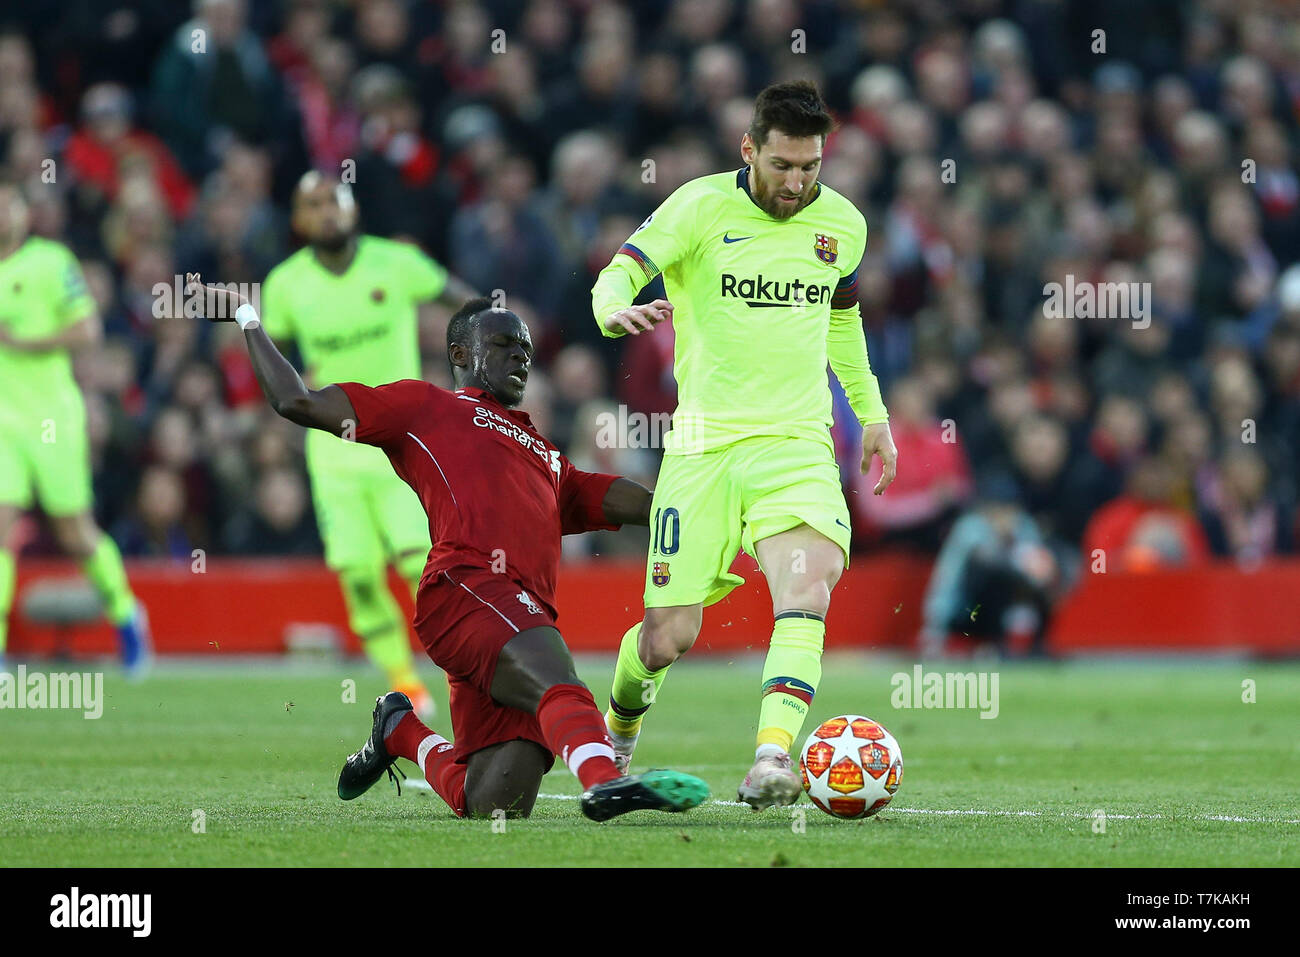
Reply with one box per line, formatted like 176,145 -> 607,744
861,422 -> 898,495
185,272 -> 247,322
603,298 -> 673,336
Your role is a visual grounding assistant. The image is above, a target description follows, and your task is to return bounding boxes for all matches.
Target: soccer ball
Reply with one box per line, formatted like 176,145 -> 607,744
799,715 -> 903,819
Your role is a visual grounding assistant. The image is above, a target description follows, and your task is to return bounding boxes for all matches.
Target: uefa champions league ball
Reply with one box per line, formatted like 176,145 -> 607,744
799,715 -> 903,819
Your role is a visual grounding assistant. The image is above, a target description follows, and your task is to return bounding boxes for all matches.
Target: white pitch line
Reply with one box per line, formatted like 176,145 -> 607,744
401,781 -> 1300,825
530,793 -> 1300,824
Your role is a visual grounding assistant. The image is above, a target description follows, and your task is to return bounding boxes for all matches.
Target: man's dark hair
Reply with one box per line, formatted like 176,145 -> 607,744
748,80 -> 834,147
446,296 -> 495,373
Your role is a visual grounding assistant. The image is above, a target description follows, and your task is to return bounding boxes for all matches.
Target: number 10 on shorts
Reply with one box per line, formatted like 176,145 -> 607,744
651,507 -> 680,555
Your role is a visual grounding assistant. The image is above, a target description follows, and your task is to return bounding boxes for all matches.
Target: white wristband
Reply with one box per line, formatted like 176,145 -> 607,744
234,303 -> 261,330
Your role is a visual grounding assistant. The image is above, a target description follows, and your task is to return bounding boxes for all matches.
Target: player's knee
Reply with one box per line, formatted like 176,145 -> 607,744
53,515 -> 99,558
393,549 -> 425,586
465,742 -> 545,817
769,579 -> 832,616
639,634 -> 678,671
639,616 -> 697,670
776,577 -> 834,618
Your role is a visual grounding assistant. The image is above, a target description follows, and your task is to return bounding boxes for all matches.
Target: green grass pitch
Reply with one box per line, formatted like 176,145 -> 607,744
2,655 -> 1297,867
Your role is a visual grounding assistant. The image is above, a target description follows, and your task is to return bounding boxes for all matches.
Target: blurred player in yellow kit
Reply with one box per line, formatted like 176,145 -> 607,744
0,182 -> 151,675
260,173 -> 477,715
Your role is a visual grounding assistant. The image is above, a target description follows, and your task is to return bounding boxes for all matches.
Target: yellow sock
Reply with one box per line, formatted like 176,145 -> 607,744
395,553 -> 451,705
756,613 -> 824,753
339,567 -> 418,689
81,534 -> 135,625
606,622 -> 669,737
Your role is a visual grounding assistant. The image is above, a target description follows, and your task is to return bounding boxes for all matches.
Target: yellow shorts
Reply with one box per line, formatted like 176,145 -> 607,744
309,452 -> 431,571
0,400 -> 93,516
644,434 -> 851,608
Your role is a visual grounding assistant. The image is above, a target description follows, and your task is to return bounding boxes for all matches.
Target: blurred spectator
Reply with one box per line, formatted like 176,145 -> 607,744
626,51 -> 698,157
415,0 -> 494,101
112,466 -> 194,558
1199,181 -> 1277,324
0,34 -> 46,126
549,344 -> 607,451
285,36 -> 360,175
145,405 -> 218,546
562,399 -> 656,561
535,130 -> 622,269
617,319 -> 677,422
349,65 -> 451,255
920,475 -> 1059,658
174,140 -> 286,280
65,82 -> 196,221
1006,413 -> 1076,541
1200,448 -> 1292,564
545,35 -> 636,145
221,467 -> 320,555
518,0 -> 575,87
100,174 -> 173,267
483,45 -> 550,174
853,375 -> 973,550
557,209 -> 642,349
266,0 -> 333,80
448,152 -> 564,324
1160,410 -> 1217,510
1075,394 -> 1149,505
1091,320 -> 1176,400
174,141 -> 286,281
1082,456 -> 1212,571
149,0 -> 304,181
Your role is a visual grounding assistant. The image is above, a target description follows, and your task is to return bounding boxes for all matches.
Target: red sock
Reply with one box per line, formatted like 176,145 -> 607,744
384,712 -> 467,817
536,683 -> 621,789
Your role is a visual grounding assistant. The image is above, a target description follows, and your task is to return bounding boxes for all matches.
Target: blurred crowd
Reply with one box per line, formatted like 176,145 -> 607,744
2,0 -> 1298,609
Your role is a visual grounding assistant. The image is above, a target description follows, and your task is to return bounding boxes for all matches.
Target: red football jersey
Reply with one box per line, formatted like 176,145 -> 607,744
337,380 -> 621,617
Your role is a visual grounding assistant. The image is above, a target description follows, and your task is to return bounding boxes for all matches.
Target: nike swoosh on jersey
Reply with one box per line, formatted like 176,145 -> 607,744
722,233 -> 754,243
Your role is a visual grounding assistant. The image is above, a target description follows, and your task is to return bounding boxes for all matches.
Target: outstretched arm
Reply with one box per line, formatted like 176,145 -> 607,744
245,322 -> 356,435
196,277 -> 355,435
601,477 -> 653,526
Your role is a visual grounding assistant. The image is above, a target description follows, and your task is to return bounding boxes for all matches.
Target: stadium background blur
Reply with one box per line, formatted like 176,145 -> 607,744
2,0 -> 1298,650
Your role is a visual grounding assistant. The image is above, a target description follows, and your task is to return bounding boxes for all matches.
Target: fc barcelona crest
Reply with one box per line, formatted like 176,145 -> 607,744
652,562 -> 671,587
814,234 -> 839,265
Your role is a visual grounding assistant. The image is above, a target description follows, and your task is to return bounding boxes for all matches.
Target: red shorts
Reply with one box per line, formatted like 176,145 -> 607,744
413,566 -> 556,768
